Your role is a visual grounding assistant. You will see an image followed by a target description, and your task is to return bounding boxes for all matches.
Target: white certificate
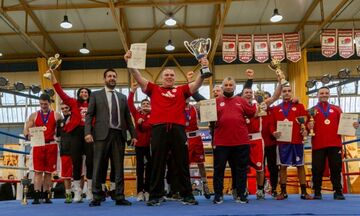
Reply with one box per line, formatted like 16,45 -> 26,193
337,113 -> 359,136
29,127 -> 45,147
199,99 -> 217,122
127,43 -> 147,69
276,121 -> 293,142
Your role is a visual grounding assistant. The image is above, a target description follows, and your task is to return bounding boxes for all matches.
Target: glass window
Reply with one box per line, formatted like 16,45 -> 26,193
63,89 -> 76,98
262,83 -> 275,95
136,88 -> 147,101
235,84 -> 244,95
1,93 -> 15,105
16,94 -> 27,105
198,85 -> 210,100
341,82 -> 356,94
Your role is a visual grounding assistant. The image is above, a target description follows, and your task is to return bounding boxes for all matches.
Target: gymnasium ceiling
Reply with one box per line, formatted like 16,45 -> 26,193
0,0 -> 360,62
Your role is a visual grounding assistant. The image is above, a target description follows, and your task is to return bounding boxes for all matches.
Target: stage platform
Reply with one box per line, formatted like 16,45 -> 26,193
1,194 -> 359,216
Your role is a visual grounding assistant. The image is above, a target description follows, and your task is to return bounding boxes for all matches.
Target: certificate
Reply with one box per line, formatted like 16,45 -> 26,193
29,127 -> 45,147
127,43 -> 147,69
276,120 -> 293,142
199,99 -> 217,122
337,113 -> 358,136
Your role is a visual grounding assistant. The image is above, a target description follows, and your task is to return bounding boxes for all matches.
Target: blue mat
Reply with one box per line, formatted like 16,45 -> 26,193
1,194 -> 359,216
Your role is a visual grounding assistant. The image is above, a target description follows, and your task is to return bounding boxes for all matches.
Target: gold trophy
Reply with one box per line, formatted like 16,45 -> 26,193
308,108 -> 317,136
254,86 -> 267,117
268,59 -> 288,86
44,53 -> 62,80
184,38 -> 212,78
296,116 -> 307,143
21,178 -> 31,205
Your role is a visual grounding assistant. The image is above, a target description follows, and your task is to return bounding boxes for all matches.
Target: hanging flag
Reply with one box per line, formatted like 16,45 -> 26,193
238,34 -> 253,63
355,29 -> 360,57
269,33 -> 285,61
321,29 -> 337,58
338,29 -> 354,58
253,34 -> 269,63
284,32 -> 302,62
222,34 -> 237,63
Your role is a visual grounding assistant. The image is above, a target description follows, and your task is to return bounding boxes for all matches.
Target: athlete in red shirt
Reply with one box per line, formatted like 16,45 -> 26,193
270,85 -> 312,200
24,94 -> 62,204
307,87 -> 359,200
128,83 -> 152,202
125,50 -> 207,206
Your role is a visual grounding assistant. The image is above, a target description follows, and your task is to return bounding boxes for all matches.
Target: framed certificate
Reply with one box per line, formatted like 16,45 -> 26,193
199,99 -> 217,122
337,113 -> 358,136
276,120 -> 293,142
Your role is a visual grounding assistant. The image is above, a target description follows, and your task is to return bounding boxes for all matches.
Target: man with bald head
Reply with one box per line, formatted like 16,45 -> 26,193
125,50 -> 208,206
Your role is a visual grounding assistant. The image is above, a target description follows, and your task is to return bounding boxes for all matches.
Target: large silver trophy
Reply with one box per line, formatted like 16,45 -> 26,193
184,38 -> 212,78
268,59 -> 288,86
44,53 -> 62,80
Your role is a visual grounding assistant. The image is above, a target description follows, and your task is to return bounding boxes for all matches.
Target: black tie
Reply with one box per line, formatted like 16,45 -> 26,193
111,91 -> 119,127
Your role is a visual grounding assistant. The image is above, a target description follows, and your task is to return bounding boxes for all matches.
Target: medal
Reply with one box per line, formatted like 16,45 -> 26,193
42,126 -> 47,131
324,119 -> 331,125
246,118 -> 250,124
280,102 -> 292,119
40,110 -> 51,130
284,118 -> 289,122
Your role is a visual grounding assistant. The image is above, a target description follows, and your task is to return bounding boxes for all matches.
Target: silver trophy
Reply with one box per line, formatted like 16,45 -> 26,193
184,38 -> 212,78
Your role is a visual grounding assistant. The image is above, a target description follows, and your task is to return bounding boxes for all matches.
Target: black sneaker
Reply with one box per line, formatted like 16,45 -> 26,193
313,191 -> 322,200
32,199 -> 40,205
271,191 -> 278,198
115,199 -> 132,206
89,200 -> 101,207
333,191 -> 345,200
147,199 -> 161,206
213,194 -> 223,204
182,196 -> 198,205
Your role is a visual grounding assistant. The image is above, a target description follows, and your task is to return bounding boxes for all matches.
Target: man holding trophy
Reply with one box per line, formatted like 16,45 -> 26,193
307,87 -> 359,200
124,38 -> 211,206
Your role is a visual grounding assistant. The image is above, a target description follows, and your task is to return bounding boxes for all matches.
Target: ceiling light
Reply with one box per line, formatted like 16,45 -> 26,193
30,85 -> 41,94
270,8 -> 283,22
60,15 -> 72,29
305,80 -> 317,89
337,68 -> 350,79
44,88 -> 55,97
320,74 -> 332,85
14,82 -> 26,91
0,77 -> 9,86
79,43 -> 90,54
165,40 -> 175,51
0,53 -> 3,57
165,13 -> 177,26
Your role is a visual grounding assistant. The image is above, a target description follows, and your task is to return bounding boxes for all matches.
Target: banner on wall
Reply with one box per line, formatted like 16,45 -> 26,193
253,34 -> 269,63
355,29 -> 360,57
338,29 -> 354,58
321,29 -> 337,57
269,33 -> 285,61
222,34 -> 237,63
284,32 -> 301,62
238,34 -> 253,63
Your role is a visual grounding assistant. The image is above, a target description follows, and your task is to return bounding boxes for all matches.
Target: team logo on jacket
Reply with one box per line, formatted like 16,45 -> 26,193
292,107 -> 297,111
172,88 -> 177,93
220,102 -> 225,107
147,115 -> 150,118
162,90 -> 175,98
330,109 -> 334,113
256,162 -> 262,167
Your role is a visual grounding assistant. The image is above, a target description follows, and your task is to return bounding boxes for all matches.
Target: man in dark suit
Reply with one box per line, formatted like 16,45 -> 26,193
0,174 -> 16,201
85,68 -> 136,207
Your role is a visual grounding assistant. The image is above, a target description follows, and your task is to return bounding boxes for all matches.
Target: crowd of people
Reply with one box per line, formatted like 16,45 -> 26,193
14,51 -> 359,207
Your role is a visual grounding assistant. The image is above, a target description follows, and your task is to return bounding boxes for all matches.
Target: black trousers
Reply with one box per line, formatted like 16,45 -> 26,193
264,145 -> 279,191
312,147 -> 342,192
92,129 -> 125,201
213,145 -> 250,196
149,124 -> 192,199
135,146 -> 152,193
71,126 -> 93,180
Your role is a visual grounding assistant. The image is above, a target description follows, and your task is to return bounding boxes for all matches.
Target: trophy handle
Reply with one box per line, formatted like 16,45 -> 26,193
206,38 -> 212,54
184,41 -> 195,56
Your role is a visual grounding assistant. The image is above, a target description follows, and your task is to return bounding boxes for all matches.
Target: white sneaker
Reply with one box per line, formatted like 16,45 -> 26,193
137,191 -> 144,201
256,189 -> 265,200
144,192 -> 150,201
73,181 -> 83,203
86,180 -> 93,201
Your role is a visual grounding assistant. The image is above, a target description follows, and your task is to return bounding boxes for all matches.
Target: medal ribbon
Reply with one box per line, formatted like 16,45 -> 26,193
40,110 -> 51,127
317,102 -> 330,119
280,102 -> 292,118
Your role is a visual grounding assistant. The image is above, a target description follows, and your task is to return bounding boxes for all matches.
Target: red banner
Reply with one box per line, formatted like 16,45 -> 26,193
284,32 -> 301,62
238,35 -> 253,63
355,29 -> 360,57
269,33 -> 285,61
338,29 -> 354,58
321,29 -> 337,58
222,34 -> 237,63
253,34 -> 269,63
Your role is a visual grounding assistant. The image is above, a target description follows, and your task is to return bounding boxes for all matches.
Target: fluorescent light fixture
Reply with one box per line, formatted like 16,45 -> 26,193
60,15 -> 72,29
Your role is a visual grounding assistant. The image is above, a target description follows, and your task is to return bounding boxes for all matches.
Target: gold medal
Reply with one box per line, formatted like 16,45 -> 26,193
284,118 -> 289,122
324,119 -> 330,125
42,126 -> 47,131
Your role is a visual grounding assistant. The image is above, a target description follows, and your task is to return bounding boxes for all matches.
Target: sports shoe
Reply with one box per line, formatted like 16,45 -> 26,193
147,198 -> 161,206
144,192 -> 150,202
231,189 -> 237,200
276,193 -> 288,200
271,191 -> 278,198
64,193 -> 73,203
73,181 -> 83,203
333,191 -> 345,200
213,194 -> 223,204
256,189 -> 265,200
86,180 -> 93,201
136,191 -> 144,201
313,191 -> 322,200
203,182 -> 211,199
43,191 -> 52,204
182,195 -> 198,205
300,193 -> 313,200
236,195 -> 249,204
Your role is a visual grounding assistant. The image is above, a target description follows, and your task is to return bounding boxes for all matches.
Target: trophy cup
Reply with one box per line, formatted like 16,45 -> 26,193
44,53 -> 62,80
268,59 -> 288,86
308,108 -> 317,136
21,178 -> 31,205
184,38 -> 212,78
254,86 -> 267,117
296,116 -> 307,143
